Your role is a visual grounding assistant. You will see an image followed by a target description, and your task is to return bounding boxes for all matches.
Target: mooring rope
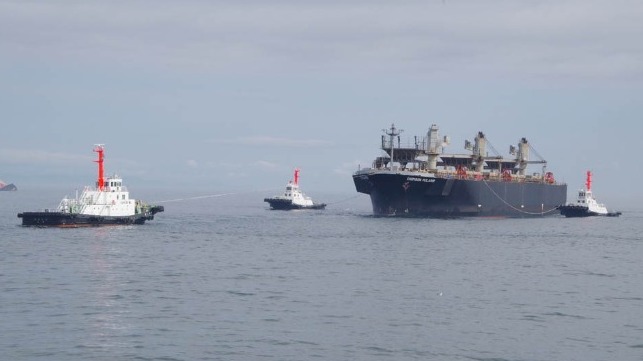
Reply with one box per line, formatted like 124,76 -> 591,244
153,192 -> 239,204
153,190 -> 360,207
152,188 -> 279,204
481,179 -> 559,215
325,194 -> 362,205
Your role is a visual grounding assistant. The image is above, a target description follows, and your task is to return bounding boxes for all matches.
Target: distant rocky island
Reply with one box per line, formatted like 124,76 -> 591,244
0,181 -> 17,191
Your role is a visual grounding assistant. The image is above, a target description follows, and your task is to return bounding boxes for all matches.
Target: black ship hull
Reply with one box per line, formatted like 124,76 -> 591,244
557,205 -> 621,218
264,198 -> 326,210
353,171 -> 566,218
18,206 -> 164,227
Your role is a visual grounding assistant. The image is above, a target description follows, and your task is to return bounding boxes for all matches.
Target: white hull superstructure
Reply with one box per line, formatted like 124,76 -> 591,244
58,175 -> 151,217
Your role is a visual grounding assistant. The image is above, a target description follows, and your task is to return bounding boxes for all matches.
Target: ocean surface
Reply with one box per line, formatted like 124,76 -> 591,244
1,188 -> 642,361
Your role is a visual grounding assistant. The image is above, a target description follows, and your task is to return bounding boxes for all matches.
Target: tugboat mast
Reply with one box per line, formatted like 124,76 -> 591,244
93,144 -> 105,191
383,124 -> 402,170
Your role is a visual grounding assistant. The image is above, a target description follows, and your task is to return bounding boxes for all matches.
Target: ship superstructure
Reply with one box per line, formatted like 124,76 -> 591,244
353,123 -> 567,217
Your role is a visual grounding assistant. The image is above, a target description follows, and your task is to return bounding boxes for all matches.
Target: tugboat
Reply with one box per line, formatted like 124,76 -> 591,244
18,145 -> 164,227
264,168 -> 326,210
558,170 -> 621,217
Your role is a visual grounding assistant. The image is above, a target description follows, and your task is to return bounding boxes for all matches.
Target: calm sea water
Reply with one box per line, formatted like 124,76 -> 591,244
1,188 -> 642,361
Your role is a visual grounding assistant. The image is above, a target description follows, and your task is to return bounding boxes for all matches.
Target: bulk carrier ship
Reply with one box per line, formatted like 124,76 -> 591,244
353,124 -> 567,217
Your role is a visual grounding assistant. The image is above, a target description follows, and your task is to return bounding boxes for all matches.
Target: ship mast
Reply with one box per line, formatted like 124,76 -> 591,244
383,123 -> 402,170
94,144 -> 105,191
294,168 -> 300,186
586,170 -> 592,191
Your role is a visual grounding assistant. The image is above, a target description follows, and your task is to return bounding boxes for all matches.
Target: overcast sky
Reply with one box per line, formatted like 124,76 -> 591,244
1,0 -> 642,207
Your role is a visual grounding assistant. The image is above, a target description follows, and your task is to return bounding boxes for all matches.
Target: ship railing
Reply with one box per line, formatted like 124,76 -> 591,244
57,198 -> 70,213
104,185 -> 129,192
381,138 -> 423,150
366,165 -> 561,185
58,197 -> 82,214
430,170 -> 555,184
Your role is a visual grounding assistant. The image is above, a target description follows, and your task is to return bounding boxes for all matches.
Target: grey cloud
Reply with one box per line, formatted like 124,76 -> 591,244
0,148 -> 90,165
215,136 -> 333,147
2,1 -> 642,79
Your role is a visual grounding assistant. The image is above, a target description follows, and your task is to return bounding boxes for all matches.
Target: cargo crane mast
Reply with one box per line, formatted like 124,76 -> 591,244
471,132 -> 488,172
426,124 -> 449,171
464,132 -> 502,172
510,138 -> 547,176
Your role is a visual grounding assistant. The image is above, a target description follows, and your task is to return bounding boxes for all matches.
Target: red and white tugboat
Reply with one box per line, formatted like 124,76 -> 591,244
558,170 -> 621,217
264,168 -> 326,210
18,145 -> 164,227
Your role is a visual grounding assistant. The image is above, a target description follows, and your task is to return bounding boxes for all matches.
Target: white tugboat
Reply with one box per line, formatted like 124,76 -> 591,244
18,145 -> 164,227
264,168 -> 326,210
558,170 -> 621,217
